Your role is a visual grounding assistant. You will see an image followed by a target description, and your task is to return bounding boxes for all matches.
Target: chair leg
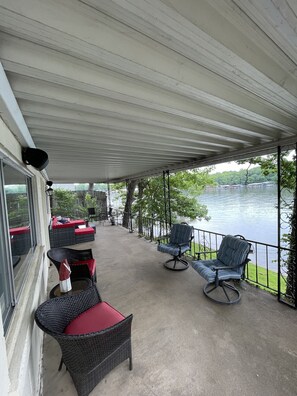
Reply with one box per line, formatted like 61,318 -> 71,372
163,256 -> 189,271
203,281 -> 241,304
128,342 -> 133,370
129,356 -> 133,370
58,357 -> 64,371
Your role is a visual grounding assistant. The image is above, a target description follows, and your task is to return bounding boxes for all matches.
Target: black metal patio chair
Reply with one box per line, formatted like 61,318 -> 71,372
157,223 -> 194,271
35,285 -> 133,396
191,234 -> 251,304
87,207 -> 97,222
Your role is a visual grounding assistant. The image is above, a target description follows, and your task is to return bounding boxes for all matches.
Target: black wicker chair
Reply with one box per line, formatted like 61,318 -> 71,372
35,285 -> 133,396
47,247 -> 97,282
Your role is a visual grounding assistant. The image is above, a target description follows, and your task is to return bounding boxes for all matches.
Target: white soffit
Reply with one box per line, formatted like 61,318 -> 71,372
0,0 -> 296,182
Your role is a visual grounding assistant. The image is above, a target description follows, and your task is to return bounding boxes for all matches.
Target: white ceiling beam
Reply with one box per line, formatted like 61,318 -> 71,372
16,90 -> 283,141
82,0 -> 297,107
29,125 -> 236,151
33,134 -> 217,157
233,0 -> 297,65
0,0 -> 296,182
7,71 -> 294,138
0,7 -> 296,124
23,107 -> 258,146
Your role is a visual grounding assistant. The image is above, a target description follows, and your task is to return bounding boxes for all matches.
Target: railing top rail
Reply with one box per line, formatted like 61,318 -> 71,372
137,216 -> 294,252
192,227 -> 294,251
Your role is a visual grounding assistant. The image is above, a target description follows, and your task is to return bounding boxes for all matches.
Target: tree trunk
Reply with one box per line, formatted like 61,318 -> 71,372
137,179 -> 147,234
122,179 -> 138,228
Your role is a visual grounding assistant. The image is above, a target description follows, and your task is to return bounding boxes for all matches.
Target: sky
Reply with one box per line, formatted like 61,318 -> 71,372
207,161 -> 253,174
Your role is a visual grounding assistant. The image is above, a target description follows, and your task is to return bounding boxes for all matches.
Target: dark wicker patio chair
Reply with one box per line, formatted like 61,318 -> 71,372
35,285 -> 133,396
47,247 -> 97,282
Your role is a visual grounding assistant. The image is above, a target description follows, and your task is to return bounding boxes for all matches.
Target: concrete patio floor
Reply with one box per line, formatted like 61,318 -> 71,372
42,224 -> 297,396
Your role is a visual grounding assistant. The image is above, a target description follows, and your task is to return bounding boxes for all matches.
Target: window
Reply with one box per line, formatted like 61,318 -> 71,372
0,160 -> 36,332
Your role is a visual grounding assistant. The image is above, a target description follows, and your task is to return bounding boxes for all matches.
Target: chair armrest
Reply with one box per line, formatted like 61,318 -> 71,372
157,234 -> 170,244
177,242 -> 190,247
194,250 -> 218,260
63,314 -> 133,374
211,265 -> 237,271
211,259 -> 250,272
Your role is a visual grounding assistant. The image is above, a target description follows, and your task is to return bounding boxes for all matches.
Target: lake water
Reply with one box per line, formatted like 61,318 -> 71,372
190,184 -> 279,245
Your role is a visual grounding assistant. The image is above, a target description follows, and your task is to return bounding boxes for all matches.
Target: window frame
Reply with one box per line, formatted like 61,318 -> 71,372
0,156 -> 37,332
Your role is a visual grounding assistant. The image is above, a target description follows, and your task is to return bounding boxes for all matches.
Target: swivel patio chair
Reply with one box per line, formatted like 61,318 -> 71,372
47,247 -> 97,283
157,223 -> 194,271
191,234 -> 251,304
35,285 -> 133,396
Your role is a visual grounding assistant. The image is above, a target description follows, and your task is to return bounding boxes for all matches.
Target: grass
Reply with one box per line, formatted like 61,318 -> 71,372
245,262 -> 287,294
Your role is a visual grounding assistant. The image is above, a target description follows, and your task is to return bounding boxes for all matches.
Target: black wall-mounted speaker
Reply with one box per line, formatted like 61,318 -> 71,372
22,148 -> 49,171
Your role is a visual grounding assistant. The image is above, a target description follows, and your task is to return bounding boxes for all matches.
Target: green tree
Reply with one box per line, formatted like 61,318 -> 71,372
129,169 -> 212,236
211,166 -> 277,185
7,194 -> 29,227
52,189 -> 83,218
237,154 -> 296,304
85,193 -> 97,210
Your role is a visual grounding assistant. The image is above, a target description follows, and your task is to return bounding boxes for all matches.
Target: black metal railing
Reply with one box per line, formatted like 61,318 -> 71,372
132,216 -> 294,302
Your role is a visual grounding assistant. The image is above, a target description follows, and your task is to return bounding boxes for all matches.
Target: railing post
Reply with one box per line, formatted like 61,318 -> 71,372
277,145 -> 281,302
163,170 -> 172,234
277,144 -> 297,308
129,212 -> 134,233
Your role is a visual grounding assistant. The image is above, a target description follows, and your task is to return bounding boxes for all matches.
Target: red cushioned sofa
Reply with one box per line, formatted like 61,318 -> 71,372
10,226 -> 31,256
49,217 -> 95,248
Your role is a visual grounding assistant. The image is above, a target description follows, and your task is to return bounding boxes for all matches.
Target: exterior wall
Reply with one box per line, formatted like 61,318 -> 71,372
0,312 -> 9,395
0,119 -> 49,395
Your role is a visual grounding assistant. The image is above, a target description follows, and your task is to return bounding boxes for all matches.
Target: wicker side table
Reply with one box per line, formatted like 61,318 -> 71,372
49,278 -> 92,299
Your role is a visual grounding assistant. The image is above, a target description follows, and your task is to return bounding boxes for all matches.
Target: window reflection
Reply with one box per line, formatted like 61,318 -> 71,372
0,201 -> 11,326
4,165 -> 33,296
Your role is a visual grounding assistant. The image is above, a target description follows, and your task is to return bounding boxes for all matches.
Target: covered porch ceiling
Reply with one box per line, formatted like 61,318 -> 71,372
0,0 -> 297,183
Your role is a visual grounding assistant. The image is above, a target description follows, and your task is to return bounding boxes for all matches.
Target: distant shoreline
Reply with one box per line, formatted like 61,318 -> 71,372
205,182 -> 276,191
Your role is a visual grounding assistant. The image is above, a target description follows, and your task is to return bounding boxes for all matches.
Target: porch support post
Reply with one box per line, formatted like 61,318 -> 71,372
277,146 -> 281,302
107,182 -> 111,210
294,143 -> 297,308
162,170 -> 172,234
278,144 -> 297,308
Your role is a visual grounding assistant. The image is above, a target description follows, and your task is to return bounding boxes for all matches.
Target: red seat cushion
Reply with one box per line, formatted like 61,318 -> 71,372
74,227 -> 95,235
64,302 -> 125,335
52,217 -> 85,229
71,259 -> 96,276
9,226 -> 30,235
